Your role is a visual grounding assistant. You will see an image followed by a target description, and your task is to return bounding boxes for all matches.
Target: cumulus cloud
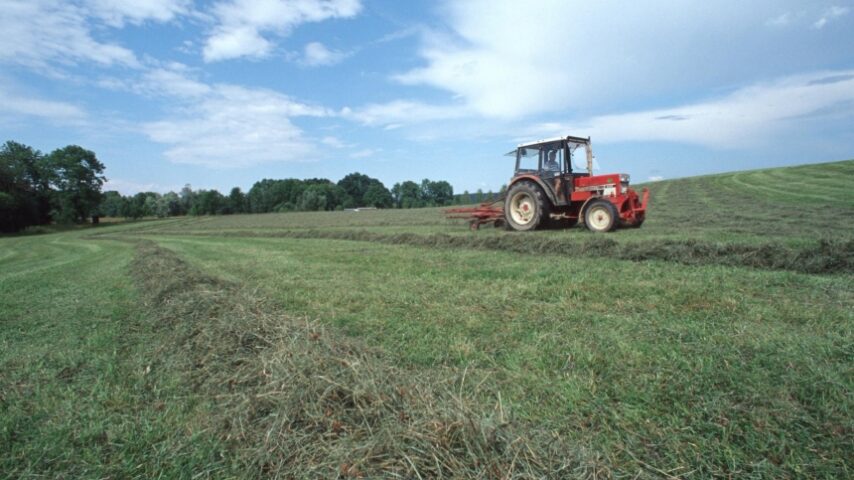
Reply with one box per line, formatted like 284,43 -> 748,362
138,67 -> 332,167
0,0 -> 194,74
396,0 -> 851,119
0,0 -> 139,71
525,70 -> 854,148
300,42 -> 348,66
202,0 -> 362,62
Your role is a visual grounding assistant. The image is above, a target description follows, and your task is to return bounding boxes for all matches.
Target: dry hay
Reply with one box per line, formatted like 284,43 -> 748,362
130,241 -> 601,478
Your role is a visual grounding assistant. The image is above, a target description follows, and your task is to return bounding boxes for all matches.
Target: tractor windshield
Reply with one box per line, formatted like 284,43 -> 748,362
516,141 -> 563,174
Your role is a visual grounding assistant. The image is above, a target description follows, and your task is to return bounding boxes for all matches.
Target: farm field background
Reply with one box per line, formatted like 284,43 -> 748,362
2,160 -> 852,478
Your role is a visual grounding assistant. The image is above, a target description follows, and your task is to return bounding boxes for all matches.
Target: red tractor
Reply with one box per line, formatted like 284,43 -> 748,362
447,135 -> 649,232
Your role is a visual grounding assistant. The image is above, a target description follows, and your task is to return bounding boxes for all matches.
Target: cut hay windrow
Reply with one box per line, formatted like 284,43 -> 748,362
131,229 -> 853,275
129,241 -> 600,478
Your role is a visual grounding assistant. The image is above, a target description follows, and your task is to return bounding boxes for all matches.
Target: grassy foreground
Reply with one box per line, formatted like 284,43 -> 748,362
2,160 -> 853,478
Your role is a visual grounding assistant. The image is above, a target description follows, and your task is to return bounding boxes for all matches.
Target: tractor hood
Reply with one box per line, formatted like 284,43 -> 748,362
575,173 -> 628,188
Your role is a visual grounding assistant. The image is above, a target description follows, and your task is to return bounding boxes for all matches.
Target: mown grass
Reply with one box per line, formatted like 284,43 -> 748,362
127,160 -> 854,274
0,234 -> 242,478
2,160 -> 853,478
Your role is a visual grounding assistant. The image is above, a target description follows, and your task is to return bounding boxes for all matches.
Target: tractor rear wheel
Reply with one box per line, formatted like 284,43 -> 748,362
504,182 -> 547,231
584,199 -> 618,233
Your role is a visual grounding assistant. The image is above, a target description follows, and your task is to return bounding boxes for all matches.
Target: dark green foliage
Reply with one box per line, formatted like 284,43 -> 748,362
226,187 -> 246,214
98,191 -> 124,217
0,141 -> 52,232
298,185 -> 328,211
45,145 -> 106,224
363,183 -> 393,208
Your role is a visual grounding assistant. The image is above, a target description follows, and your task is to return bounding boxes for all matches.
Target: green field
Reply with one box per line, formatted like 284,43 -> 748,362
2,161 -> 852,478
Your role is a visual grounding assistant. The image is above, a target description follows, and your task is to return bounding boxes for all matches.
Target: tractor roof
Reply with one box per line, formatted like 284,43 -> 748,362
515,135 -> 591,149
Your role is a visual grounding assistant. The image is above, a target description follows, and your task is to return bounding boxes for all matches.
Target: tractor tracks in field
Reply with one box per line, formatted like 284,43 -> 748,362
133,228 -> 854,275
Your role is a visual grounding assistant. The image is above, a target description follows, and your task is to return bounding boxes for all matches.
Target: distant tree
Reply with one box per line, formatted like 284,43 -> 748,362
143,194 -> 159,218
393,181 -> 423,208
45,145 -> 106,223
363,183 -> 393,208
337,172 -> 391,208
227,187 -> 246,214
337,172 -> 371,207
179,184 -> 195,214
460,190 -> 470,205
159,191 -> 183,217
429,180 -> 454,206
192,190 -> 224,215
298,185 -> 328,211
99,191 -> 125,217
476,189 -> 484,203
0,141 -> 51,232
248,178 -> 305,213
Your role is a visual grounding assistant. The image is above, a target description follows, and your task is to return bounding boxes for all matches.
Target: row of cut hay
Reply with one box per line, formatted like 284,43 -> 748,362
135,229 -> 853,275
130,241 -> 600,478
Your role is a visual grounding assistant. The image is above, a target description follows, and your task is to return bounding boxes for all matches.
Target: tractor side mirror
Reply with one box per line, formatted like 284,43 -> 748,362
520,148 -> 527,155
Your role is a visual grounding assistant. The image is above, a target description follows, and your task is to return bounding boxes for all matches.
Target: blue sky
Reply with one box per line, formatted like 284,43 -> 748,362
2,0 -> 853,195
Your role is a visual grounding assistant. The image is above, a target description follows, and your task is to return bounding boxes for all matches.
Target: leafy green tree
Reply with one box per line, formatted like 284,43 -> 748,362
98,191 -> 125,217
248,178 -> 306,213
157,191 -> 182,217
227,187 -> 247,214
298,185 -> 328,211
363,183 -> 393,208
192,190 -> 224,215
393,181 -> 423,208
45,145 -> 106,223
0,141 -> 51,231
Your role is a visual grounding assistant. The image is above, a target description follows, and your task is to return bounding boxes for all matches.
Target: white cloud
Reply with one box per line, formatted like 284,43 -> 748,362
85,0 -> 191,27
526,70 -> 854,148
813,6 -> 849,29
0,81 -> 86,123
103,178 -> 180,195
300,42 -> 348,66
348,148 -> 379,158
765,12 -> 798,27
344,100 -> 469,127
0,0 -> 139,71
647,176 -> 665,182
396,0 -> 850,119
139,68 -> 332,167
203,0 -> 362,62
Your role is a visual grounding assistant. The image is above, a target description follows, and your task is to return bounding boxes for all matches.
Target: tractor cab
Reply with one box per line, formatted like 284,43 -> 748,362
509,135 -> 594,178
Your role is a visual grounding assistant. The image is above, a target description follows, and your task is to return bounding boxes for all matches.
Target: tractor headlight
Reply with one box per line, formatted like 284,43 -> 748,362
619,174 -> 630,184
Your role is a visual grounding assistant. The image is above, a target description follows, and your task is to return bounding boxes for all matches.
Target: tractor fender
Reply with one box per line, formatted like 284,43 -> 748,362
508,175 -> 557,206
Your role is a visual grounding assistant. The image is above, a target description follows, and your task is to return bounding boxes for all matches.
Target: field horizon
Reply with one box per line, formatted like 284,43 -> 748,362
2,159 -> 852,478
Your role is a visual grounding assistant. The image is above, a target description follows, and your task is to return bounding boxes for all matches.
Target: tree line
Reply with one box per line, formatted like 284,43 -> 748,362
2,140 -> 471,232
1,141 -> 105,233
100,175 -> 459,219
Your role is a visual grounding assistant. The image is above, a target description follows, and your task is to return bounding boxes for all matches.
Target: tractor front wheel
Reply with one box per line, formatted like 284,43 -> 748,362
584,199 -> 618,233
504,182 -> 546,231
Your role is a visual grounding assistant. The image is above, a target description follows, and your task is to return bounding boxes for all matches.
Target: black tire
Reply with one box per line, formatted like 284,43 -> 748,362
584,199 -> 618,233
504,182 -> 547,231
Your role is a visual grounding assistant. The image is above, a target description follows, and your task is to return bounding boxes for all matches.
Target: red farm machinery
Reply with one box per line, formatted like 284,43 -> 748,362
446,135 -> 649,232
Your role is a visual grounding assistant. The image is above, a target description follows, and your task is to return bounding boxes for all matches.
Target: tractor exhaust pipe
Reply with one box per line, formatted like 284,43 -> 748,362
586,137 -> 593,175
